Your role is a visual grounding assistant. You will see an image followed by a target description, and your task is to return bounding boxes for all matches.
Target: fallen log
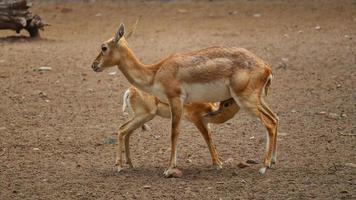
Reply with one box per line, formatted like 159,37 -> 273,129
0,0 -> 48,37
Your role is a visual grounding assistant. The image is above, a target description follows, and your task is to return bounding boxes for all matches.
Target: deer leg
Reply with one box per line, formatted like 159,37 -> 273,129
193,119 -> 223,169
231,93 -> 277,175
124,132 -> 134,168
257,105 -> 278,174
164,97 -> 183,178
260,99 -> 279,164
116,115 -> 153,172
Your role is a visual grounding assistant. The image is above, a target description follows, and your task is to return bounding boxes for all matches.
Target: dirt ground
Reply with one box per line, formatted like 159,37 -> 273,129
0,0 -> 355,199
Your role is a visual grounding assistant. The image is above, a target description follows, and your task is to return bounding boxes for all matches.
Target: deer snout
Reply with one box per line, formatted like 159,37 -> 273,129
91,62 -> 100,72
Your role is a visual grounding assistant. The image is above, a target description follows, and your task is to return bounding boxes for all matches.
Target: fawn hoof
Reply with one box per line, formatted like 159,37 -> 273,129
213,159 -> 224,170
117,166 -> 124,173
259,167 -> 267,174
163,168 -> 183,178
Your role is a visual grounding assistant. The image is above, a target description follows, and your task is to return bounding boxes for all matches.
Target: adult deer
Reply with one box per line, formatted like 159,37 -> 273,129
91,23 -> 279,177
116,86 -> 239,172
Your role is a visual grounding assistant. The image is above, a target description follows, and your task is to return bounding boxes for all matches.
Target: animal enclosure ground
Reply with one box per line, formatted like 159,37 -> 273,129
0,0 -> 355,199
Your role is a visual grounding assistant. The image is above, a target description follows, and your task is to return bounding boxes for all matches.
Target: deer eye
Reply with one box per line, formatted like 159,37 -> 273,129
101,46 -> 108,52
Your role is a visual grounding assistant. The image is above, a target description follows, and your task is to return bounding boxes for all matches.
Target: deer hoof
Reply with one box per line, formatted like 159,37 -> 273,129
117,166 -> 124,173
259,167 -> 267,174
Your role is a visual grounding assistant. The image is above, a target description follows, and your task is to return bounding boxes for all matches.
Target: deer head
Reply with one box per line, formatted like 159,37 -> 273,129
91,24 -> 125,72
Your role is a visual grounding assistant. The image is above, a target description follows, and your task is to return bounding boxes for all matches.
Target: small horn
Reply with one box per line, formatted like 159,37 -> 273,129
126,16 -> 141,39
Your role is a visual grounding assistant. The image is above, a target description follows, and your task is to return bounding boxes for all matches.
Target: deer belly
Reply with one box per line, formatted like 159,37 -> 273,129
182,81 -> 231,103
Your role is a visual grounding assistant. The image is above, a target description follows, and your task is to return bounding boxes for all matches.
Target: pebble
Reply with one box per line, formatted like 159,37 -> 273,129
216,182 -> 224,184
165,168 -> 183,178
317,111 -> 327,115
281,58 -> 289,62
249,136 -> 255,140
241,179 -> 247,184
108,71 -> 117,75
237,162 -> 249,168
33,148 -> 40,151
345,163 -> 356,168
34,66 -> 52,72
315,26 -> 321,30
341,113 -> 347,118
143,185 -> 151,189
291,109 -> 297,113
253,13 -> 261,18
246,159 -> 259,164
279,132 -> 288,136
186,159 -> 192,163
178,9 -> 188,13
228,11 -> 238,15
328,113 -> 339,119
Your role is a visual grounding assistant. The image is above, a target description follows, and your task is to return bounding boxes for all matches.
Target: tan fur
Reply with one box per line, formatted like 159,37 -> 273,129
91,26 -> 279,175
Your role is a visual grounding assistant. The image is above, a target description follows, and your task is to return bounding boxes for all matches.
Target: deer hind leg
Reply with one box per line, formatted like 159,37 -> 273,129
260,98 -> 279,164
116,114 -> 154,172
231,92 -> 278,174
164,97 -> 183,178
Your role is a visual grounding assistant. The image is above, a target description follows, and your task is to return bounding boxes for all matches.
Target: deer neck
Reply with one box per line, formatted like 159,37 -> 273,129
117,40 -> 154,89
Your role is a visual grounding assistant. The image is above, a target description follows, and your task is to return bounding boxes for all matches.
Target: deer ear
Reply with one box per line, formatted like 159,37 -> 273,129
114,23 -> 125,43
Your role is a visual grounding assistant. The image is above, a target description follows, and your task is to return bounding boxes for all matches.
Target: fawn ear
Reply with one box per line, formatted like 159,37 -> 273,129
114,23 -> 125,43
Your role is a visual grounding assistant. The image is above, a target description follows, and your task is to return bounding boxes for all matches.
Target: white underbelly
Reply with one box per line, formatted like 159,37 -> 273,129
182,80 -> 231,103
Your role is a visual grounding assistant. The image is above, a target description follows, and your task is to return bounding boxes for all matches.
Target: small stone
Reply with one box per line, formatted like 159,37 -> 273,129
44,99 -> 50,103
104,138 -> 117,145
241,179 -> 247,184
216,182 -> 224,184
228,11 -> 238,15
237,162 -> 249,168
143,185 -> 151,189
297,30 -> 303,34
249,136 -> 255,140
341,113 -> 347,118
186,159 -> 192,163
108,71 -> 117,75
291,109 -> 297,113
253,13 -> 261,18
337,127 -> 345,131
336,84 -> 342,88
34,66 -> 52,72
317,111 -> 327,115
345,163 -> 356,168
281,58 -> 289,62
33,148 -> 40,151
328,113 -> 339,119
178,9 -> 187,13
315,26 -> 321,30
246,159 -> 259,164
164,168 -> 183,178
279,132 -> 288,136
